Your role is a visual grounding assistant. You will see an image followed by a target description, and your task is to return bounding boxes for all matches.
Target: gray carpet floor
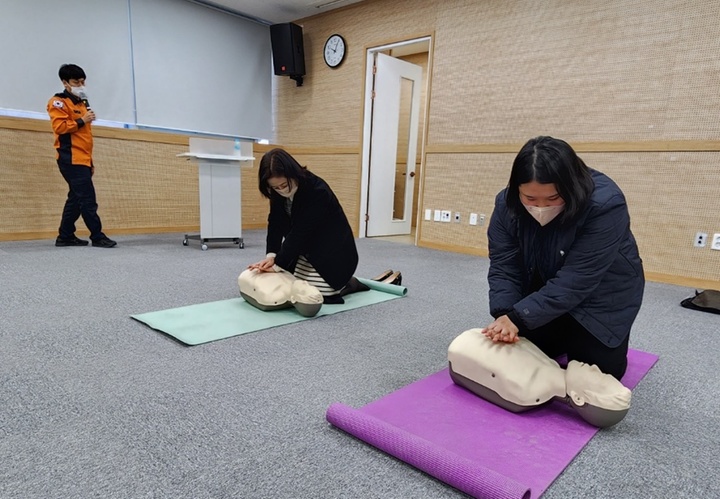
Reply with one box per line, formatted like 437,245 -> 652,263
1,230 -> 718,499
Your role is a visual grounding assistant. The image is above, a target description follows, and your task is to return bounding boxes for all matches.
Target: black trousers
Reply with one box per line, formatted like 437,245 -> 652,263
58,163 -> 105,241
519,314 -> 629,380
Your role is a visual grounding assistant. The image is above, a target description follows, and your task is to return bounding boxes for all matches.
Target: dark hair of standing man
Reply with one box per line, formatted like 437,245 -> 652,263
58,64 -> 86,82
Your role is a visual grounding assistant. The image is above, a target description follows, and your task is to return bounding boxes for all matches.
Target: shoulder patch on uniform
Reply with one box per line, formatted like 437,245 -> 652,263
52,100 -> 64,108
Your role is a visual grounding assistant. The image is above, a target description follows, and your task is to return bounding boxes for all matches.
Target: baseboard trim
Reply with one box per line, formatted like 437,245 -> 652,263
417,240 -> 488,257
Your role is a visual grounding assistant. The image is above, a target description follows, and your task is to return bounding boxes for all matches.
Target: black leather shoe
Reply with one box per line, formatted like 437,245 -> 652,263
55,236 -> 89,247
371,269 -> 394,281
92,237 -> 117,248
381,271 -> 402,286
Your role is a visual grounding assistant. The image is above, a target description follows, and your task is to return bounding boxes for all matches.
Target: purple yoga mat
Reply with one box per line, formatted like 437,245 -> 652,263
327,349 -> 658,499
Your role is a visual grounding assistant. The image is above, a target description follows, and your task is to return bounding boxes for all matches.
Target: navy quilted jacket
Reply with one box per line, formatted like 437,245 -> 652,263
487,169 -> 644,347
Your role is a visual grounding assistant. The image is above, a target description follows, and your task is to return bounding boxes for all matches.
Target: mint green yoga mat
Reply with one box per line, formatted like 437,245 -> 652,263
131,278 -> 407,345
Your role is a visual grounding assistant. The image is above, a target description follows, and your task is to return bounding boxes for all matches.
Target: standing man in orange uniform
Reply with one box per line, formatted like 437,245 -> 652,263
48,64 -> 116,248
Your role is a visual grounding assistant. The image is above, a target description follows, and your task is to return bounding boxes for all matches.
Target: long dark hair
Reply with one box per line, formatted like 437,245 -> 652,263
506,136 -> 594,223
258,148 -> 310,199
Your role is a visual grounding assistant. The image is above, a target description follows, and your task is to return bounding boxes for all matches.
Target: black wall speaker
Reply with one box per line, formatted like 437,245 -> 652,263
270,23 -> 305,86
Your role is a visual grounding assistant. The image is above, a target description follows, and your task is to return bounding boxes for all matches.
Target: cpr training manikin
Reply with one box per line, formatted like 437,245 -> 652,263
238,268 -> 323,317
447,328 -> 632,428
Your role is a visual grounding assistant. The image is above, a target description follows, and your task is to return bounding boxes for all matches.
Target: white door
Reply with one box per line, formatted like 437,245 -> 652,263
366,53 -> 423,237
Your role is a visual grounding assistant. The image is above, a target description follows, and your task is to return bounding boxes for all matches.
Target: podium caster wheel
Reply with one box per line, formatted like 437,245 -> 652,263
239,242 -> 244,249
182,239 -> 188,246
201,244 -> 208,251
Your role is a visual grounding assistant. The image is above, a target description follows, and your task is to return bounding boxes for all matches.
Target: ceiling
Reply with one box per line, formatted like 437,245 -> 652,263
191,0 -> 367,25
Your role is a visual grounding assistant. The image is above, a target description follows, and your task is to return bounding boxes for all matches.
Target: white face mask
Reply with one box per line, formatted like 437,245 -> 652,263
275,182 -> 298,199
70,85 -> 88,100
523,203 -> 565,226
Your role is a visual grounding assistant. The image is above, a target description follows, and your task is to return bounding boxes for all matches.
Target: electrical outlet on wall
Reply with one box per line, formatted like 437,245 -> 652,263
454,212 -> 461,223
694,232 -> 708,247
440,210 -> 452,223
469,213 -> 486,226
711,233 -> 720,251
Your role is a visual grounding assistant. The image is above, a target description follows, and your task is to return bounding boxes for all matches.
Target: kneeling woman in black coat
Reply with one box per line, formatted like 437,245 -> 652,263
248,148 -> 367,304
483,136 -> 645,380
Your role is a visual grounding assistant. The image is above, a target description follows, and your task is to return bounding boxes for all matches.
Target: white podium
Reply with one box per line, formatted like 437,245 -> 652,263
178,137 -> 254,250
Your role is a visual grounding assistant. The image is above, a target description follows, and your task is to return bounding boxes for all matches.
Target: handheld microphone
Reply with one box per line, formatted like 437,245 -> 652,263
76,88 -> 91,110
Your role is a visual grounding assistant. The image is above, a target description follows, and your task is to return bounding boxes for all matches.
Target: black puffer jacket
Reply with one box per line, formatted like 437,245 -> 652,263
487,169 -> 644,347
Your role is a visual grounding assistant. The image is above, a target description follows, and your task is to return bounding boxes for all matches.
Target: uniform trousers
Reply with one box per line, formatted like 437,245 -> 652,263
57,163 -> 105,241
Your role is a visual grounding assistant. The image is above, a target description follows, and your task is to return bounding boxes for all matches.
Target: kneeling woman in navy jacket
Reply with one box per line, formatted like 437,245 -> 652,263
249,148 -> 366,304
484,136 -> 644,379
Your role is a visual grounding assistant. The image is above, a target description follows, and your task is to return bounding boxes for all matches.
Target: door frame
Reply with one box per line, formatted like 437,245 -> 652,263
366,53 -> 422,237
358,35 -> 432,240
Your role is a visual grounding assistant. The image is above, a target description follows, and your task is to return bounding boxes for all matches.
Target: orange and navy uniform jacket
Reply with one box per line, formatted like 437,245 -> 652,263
47,91 -> 93,167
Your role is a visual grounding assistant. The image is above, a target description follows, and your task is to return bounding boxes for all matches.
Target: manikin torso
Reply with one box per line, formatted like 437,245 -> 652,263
238,268 -> 323,317
448,329 -> 632,427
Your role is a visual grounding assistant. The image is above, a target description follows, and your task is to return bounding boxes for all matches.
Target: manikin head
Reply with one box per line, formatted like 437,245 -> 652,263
289,279 -> 323,317
565,361 -> 632,427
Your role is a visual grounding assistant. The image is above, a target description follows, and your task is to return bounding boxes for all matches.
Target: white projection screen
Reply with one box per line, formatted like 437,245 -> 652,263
0,0 -> 272,140
0,0 -> 136,124
130,0 -> 272,139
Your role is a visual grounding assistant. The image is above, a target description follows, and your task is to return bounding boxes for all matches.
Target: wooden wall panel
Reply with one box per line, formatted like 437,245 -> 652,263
428,0 -> 720,144
0,125 -> 199,239
282,152 -> 362,234
0,128 -> 66,233
91,138 -> 198,230
419,150 -> 720,284
420,152 -> 510,250
274,0 -> 438,148
583,151 -> 720,282
243,144 -> 273,231
0,125 -> 359,241
0,122 -> 271,240
277,0 -> 720,285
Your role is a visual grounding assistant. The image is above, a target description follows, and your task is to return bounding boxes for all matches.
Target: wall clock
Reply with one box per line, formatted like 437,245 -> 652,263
323,34 -> 346,68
